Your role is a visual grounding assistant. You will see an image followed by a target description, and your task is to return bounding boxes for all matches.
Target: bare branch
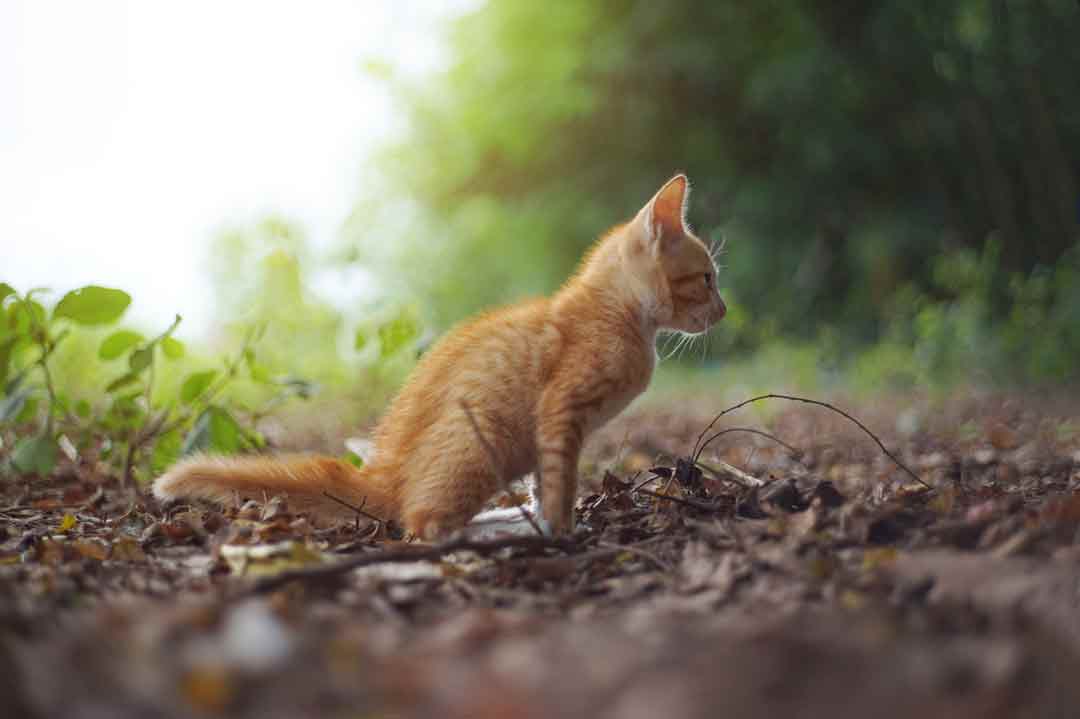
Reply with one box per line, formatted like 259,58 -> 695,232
634,487 -> 726,513
246,533 -> 577,596
692,393 -> 930,490
696,459 -> 763,488
322,491 -> 386,527
694,426 -> 802,457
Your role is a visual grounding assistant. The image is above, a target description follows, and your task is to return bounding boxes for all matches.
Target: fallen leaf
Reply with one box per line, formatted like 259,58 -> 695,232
73,539 -> 109,561
182,666 -> 233,714
988,423 -> 1019,450
862,547 -> 898,571
220,541 -> 324,577
839,588 -> 868,611
111,536 -> 147,562
37,538 -> 68,564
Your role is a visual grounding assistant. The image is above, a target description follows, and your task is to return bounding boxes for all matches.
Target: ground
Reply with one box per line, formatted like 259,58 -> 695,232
2,390 -> 1080,718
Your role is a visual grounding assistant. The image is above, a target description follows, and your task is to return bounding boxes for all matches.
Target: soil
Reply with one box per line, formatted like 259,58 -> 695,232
2,391 -> 1080,718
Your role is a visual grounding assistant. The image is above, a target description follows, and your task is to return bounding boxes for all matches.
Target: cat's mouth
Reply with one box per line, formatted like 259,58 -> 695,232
692,297 -> 726,332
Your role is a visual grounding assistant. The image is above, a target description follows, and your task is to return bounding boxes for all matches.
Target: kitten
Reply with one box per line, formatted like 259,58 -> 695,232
154,175 -> 726,538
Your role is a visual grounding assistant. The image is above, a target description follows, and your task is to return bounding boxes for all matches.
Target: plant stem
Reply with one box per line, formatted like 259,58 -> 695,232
37,352 -> 58,436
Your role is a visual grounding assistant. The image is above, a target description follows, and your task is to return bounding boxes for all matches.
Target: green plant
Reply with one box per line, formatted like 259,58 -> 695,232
0,283 -> 311,483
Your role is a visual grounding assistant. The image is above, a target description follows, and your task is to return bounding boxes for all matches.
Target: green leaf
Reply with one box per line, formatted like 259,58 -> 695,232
0,336 -> 17,388
129,346 -> 153,373
53,392 -> 71,415
74,399 -> 91,419
249,363 -> 273,383
99,330 -> 144,360
161,336 -> 185,360
0,283 -> 14,305
102,393 -> 143,430
9,299 -> 47,335
243,348 -> 272,383
208,408 -> 243,453
180,370 -> 217,404
150,428 -> 183,474
0,384 -> 30,422
181,406 -> 243,455
354,327 -> 369,351
11,433 -> 58,476
106,372 -> 140,393
52,286 -> 131,326
378,310 -> 420,358
15,396 -> 39,424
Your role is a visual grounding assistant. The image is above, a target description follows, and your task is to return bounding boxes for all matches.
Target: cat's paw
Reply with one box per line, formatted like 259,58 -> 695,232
536,513 -> 575,536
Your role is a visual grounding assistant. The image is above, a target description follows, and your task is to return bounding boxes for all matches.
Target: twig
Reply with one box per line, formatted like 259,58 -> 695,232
460,401 -> 544,536
635,487 -> 725,512
596,540 -> 675,573
694,427 -> 802,457
322,491 -> 386,528
696,459 -> 763,488
692,393 -> 930,490
631,473 -> 660,494
245,533 -> 577,596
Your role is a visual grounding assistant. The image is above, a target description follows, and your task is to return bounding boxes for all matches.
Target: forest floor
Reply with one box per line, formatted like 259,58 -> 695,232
3,390 -> 1080,718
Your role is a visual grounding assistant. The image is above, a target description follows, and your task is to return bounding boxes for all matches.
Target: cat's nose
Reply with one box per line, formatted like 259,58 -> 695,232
714,296 -> 727,321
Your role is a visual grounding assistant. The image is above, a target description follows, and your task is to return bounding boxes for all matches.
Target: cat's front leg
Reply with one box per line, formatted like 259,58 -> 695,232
536,388 -> 585,534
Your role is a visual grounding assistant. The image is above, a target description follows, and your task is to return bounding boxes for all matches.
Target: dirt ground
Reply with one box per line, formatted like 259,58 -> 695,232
3,391 -> 1080,718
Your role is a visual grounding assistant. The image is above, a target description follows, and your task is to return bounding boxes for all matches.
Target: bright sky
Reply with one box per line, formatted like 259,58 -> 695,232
0,0 -> 458,337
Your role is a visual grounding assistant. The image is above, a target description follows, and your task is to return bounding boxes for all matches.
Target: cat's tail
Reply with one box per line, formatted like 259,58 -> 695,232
152,454 -> 399,525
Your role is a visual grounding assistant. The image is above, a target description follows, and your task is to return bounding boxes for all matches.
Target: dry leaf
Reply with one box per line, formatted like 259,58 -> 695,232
58,513 -> 77,533
111,536 -> 147,562
182,666 -> 233,714
73,539 -> 109,561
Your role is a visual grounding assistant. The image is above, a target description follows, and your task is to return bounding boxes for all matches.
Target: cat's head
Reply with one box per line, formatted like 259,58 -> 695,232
625,174 -> 726,333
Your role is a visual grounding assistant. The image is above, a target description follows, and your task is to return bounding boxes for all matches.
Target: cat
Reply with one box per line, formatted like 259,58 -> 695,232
153,174 -> 726,539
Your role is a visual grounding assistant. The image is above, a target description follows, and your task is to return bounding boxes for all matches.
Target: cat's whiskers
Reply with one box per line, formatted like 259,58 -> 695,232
709,234 -> 728,261
664,333 -> 686,361
662,331 -> 693,362
658,331 -> 681,361
680,332 -> 700,362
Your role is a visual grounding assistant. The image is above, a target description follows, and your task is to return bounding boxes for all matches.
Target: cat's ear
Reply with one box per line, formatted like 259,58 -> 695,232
638,174 -> 689,254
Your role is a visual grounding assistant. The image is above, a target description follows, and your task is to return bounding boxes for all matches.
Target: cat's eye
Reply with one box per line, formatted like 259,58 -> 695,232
704,273 -> 713,289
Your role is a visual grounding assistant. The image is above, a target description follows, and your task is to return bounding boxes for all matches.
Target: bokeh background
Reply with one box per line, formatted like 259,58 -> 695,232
5,0 -> 1080,435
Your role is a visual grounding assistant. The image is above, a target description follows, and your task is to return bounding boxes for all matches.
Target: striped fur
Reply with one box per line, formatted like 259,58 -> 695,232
154,174 -> 726,539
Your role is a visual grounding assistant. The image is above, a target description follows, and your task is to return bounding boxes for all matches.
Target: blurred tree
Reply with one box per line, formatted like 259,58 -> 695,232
344,0 -> 1080,380
208,215 -> 423,418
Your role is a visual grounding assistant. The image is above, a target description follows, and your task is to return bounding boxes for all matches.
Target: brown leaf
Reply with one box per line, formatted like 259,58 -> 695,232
111,536 -> 148,562
988,423 -> 1019,450
182,667 -> 234,714
161,521 -> 195,543
37,538 -> 69,564
73,539 -> 109,561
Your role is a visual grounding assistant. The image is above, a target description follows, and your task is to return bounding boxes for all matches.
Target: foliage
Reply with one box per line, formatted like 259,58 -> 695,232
0,283 -> 309,482
345,0 -> 1080,384
208,215 -> 425,421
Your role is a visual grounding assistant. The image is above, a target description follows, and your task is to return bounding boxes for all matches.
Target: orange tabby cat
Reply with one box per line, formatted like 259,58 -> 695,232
153,175 -> 725,538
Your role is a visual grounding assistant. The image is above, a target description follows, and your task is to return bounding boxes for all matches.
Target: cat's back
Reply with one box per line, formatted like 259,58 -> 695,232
373,297 -> 561,453
428,296 -> 559,379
